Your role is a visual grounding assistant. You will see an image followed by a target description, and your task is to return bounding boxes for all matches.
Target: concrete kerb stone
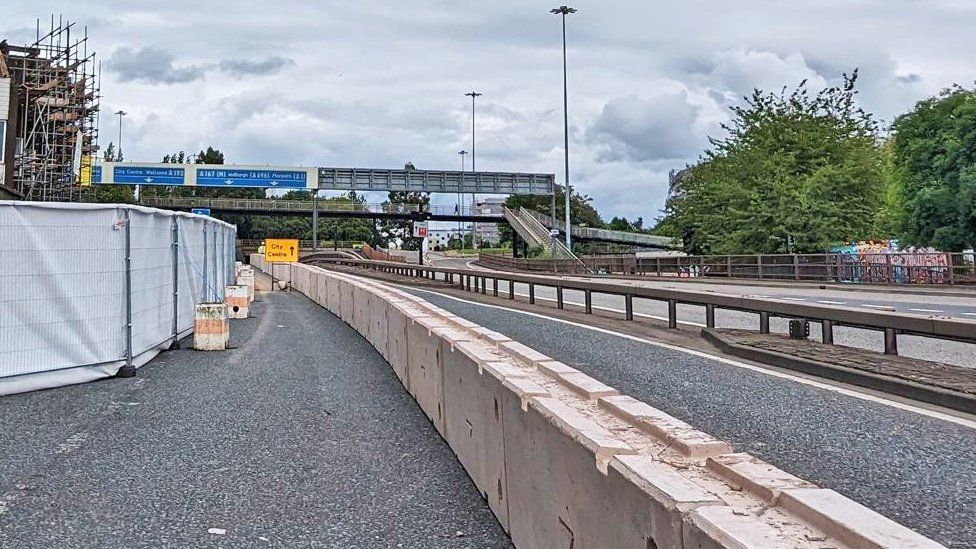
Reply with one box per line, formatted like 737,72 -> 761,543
272,258 -> 945,549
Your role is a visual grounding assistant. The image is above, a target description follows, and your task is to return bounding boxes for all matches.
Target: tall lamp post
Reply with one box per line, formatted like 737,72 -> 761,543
115,110 -> 132,198
464,91 -> 482,249
458,150 -> 468,250
551,6 -> 576,251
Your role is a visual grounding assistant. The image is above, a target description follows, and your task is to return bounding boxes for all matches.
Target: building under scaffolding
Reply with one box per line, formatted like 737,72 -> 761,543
0,16 -> 100,201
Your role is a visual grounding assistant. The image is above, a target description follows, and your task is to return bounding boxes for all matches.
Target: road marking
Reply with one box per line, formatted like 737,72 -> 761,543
396,285 -> 976,430
818,300 -> 847,305
862,304 -> 896,311
908,308 -> 945,314
779,297 -> 807,301
964,313 -> 976,317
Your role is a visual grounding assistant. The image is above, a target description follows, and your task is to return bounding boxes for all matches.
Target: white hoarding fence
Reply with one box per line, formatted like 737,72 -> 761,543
0,201 -> 237,395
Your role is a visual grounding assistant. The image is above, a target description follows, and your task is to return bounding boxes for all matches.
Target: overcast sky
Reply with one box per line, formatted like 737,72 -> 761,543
5,1 -> 976,222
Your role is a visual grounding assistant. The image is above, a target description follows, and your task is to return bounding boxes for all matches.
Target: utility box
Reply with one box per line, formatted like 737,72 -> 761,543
789,318 -> 810,340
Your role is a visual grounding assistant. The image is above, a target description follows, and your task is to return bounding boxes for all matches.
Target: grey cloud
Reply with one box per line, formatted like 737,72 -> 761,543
106,46 -> 205,84
897,73 -> 922,84
586,92 -> 703,163
219,56 -> 294,77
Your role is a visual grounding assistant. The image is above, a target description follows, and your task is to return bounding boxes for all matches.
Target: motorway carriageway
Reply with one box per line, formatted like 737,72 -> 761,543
391,277 -> 976,548
432,256 -> 976,368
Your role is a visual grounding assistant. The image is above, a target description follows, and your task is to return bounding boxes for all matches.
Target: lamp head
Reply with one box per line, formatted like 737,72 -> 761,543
551,6 -> 577,15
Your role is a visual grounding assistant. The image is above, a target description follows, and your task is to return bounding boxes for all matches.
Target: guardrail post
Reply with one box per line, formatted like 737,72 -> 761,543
119,209 -> 136,378
556,286 -> 564,309
668,299 -> 677,329
508,279 -> 515,300
884,328 -> 898,355
822,320 -> 834,345
757,255 -> 764,280
625,294 -> 634,321
493,278 -> 499,297
759,312 -> 770,334
705,304 -> 715,328
528,283 -> 535,304
171,217 -> 180,350
585,289 -> 592,313
480,276 -> 487,294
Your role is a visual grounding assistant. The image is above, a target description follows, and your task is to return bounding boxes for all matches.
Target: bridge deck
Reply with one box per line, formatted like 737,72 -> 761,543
0,290 -> 509,547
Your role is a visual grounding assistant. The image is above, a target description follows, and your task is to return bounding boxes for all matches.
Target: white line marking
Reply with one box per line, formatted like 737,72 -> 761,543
964,313 -> 976,317
818,300 -> 847,305
862,304 -> 896,311
779,297 -> 807,301
396,285 -> 976,430
908,308 -> 945,314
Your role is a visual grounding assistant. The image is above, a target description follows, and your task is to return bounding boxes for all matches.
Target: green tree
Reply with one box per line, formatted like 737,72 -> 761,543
378,190 -> 430,250
666,72 -> 888,254
892,85 -> 976,251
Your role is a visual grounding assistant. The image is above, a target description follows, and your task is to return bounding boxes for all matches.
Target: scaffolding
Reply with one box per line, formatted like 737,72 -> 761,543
1,16 -> 100,201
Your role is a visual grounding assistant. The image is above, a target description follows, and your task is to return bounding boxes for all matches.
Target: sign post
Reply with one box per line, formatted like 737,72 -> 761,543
412,222 -> 429,265
264,238 -> 299,291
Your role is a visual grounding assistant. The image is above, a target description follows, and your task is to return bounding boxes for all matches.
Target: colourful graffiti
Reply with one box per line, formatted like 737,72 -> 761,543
832,241 -> 949,284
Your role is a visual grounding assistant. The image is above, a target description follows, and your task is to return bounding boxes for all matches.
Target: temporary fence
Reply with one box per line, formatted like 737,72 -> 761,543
478,251 -> 976,285
0,201 -> 236,395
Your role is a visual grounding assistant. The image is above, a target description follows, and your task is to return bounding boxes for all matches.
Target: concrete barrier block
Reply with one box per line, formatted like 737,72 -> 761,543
481,361 -> 529,381
599,395 -> 733,459
610,455 -> 726,549
237,272 -> 255,302
470,326 -> 512,347
778,488 -> 946,549
441,339 -> 510,531
193,303 -> 229,351
706,453 -> 816,503
501,377 -> 550,411
499,340 -> 552,367
450,339 -> 504,375
536,359 -> 578,378
531,397 -> 636,474
224,285 -> 250,319
385,305 -> 410,386
556,371 -> 619,401
406,317 -> 448,431
683,506 -> 794,549
338,283 -> 355,323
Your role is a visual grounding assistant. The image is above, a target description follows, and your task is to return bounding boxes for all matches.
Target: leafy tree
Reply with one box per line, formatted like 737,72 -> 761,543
666,72 -> 889,254
378,190 -> 430,250
892,85 -> 976,251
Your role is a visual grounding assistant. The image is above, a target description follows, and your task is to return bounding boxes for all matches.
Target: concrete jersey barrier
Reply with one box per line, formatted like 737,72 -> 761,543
250,254 -> 944,549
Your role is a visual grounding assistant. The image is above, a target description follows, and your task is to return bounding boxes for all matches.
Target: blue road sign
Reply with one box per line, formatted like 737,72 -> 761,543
92,165 -> 102,183
114,166 -> 186,185
191,208 -> 211,216
196,168 -> 307,188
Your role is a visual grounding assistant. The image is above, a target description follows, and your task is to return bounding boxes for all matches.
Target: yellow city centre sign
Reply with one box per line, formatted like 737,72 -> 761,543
265,239 -> 299,263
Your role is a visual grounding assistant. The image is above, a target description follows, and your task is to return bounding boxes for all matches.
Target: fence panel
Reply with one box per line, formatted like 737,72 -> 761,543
1,202 -> 236,395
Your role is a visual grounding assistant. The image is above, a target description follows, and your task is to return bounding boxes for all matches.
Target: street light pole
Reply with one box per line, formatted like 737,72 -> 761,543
458,150 -> 468,250
551,6 -> 576,251
464,91 -> 482,250
115,110 -> 132,199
